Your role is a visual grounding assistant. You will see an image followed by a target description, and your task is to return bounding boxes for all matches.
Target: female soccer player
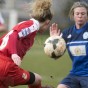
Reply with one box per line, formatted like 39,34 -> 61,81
0,0 -> 53,88
50,1 -> 88,88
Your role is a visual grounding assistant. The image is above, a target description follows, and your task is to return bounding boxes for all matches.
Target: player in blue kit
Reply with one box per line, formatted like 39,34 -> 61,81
50,1 -> 88,88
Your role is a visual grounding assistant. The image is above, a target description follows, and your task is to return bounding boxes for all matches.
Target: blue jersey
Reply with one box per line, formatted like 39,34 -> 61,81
62,22 -> 88,76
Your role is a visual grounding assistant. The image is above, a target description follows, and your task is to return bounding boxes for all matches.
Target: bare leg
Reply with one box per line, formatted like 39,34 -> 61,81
28,73 -> 42,88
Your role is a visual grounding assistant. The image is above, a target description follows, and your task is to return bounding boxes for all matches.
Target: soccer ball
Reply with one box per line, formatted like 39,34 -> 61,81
44,36 -> 66,59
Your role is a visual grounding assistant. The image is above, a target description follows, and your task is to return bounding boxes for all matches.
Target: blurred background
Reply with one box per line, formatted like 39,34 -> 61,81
0,0 -> 82,31
0,0 -> 88,88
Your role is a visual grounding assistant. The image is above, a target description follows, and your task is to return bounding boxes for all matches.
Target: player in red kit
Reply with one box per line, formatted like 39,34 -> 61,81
0,0 -> 53,88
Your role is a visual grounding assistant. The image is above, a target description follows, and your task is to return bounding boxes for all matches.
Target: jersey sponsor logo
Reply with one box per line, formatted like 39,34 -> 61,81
83,32 -> 88,39
69,45 -> 86,56
0,30 -> 13,50
22,73 -> 27,80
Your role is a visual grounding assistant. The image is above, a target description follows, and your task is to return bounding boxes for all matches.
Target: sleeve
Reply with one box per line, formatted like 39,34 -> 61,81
13,20 -> 39,38
9,30 -> 18,54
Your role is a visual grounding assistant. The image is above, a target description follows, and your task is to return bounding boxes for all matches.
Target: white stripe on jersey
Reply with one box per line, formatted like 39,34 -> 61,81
67,41 -> 88,45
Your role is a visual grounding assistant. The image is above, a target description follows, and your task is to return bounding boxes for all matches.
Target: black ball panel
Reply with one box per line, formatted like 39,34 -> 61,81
51,51 -> 62,59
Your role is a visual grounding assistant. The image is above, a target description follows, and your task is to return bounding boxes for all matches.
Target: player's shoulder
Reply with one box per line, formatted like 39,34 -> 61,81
16,20 -> 33,27
65,25 -> 74,31
18,18 -> 39,27
62,25 -> 74,34
13,18 -> 39,31
13,18 -> 40,38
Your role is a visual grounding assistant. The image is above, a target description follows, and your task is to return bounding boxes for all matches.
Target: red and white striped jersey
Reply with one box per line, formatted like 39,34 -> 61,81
0,18 -> 40,59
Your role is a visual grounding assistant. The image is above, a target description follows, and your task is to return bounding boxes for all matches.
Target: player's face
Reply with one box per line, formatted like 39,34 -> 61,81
38,20 -> 51,33
73,7 -> 88,27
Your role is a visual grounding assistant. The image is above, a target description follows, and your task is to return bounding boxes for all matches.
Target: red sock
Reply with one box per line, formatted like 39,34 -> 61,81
28,83 -> 42,88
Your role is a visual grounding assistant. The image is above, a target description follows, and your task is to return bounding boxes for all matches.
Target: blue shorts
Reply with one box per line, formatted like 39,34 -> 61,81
60,74 -> 88,88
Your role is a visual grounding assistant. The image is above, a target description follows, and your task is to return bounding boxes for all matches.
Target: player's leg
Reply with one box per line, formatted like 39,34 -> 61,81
0,82 -> 8,88
0,55 -> 11,88
0,86 -> 8,88
9,66 -> 52,88
28,73 -> 42,88
2,59 -> 52,88
27,72 -> 53,88
0,54 -> 35,88
57,74 -> 81,88
0,85 -> 8,88
5,62 -> 42,88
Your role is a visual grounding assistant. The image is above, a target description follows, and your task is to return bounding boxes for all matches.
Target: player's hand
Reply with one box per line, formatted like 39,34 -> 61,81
50,23 -> 60,37
11,54 -> 21,66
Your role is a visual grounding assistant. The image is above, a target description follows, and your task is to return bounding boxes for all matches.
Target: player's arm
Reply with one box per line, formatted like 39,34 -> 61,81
9,31 -> 21,66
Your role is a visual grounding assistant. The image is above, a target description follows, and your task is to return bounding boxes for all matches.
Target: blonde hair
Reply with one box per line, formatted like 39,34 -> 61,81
28,0 -> 53,22
69,1 -> 88,20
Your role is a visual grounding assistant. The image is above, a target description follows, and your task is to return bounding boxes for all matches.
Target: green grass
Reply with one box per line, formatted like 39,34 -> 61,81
10,35 -> 72,88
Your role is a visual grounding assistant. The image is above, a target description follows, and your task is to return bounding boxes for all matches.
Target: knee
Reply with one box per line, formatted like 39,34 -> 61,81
34,73 -> 42,85
25,72 -> 42,85
57,84 -> 69,88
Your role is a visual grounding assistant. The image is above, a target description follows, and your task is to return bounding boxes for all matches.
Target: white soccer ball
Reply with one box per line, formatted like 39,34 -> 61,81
44,36 -> 66,59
